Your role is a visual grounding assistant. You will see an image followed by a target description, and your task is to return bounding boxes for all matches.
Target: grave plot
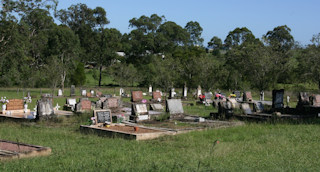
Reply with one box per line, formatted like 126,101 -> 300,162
0,139 -> 51,161
1,99 -> 35,120
81,109 -> 173,140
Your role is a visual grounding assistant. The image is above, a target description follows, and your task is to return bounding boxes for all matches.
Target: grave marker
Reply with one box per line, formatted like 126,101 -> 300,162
243,91 -> 253,102
94,110 -> 112,124
70,85 -> 75,96
233,91 -> 241,99
81,90 -> 87,96
152,91 -> 162,101
197,85 -> 202,97
183,85 -> 188,98
37,98 -> 54,118
103,97 -> 120,109
272,89 -> 284,109
131,91 -> 143,102
166,99 -> 184,114
58,89 -> 63,97
149,85 -> 152,95
241,103 -> 252,115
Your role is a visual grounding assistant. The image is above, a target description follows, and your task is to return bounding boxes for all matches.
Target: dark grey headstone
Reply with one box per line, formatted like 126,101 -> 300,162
205,92 -> 213,99
70,85 -> 75,96
272,89 -> 284,109
166,99 -> 184,114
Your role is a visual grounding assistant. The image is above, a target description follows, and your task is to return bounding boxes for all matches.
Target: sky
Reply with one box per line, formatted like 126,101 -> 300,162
57,0 -> 320,46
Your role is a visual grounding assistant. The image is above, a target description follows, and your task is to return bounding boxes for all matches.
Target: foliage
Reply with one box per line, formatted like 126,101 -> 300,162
71,62 -> 86,86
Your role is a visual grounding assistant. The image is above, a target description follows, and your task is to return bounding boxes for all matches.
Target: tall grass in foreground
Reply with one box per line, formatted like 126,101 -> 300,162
0,116 -> 320,171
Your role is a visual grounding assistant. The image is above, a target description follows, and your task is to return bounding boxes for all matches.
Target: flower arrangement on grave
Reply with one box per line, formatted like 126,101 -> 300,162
117,114 -> 125,123
0,97 -> 9,105
24,96 -> 32,104
90,117 -> 96,125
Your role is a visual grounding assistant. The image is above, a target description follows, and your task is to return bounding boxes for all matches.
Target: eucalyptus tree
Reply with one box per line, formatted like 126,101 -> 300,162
185,21 -> 203,46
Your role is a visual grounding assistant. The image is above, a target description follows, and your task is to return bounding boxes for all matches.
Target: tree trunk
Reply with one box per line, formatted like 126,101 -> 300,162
98,65 -> 102,87
61,71 -> 66,93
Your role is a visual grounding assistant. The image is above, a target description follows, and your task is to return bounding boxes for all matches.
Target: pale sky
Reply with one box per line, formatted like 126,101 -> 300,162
57,0 -> 320,46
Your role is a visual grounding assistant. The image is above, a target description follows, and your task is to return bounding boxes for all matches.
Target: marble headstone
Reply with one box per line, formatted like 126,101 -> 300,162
81,90 -> 87,96
150,104 -> 164,111
241,103 -> 252,115
37,98 -> 54,118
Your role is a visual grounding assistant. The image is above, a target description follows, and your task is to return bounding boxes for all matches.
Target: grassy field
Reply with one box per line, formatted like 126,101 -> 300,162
0,117 -> 320,171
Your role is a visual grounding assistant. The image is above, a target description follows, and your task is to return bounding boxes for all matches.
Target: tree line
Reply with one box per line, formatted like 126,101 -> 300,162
1,0 -> 320,92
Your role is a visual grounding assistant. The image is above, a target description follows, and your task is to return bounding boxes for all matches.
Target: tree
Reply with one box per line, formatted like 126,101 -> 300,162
47,25 -> 80,92
185,21 -> 203,46
71,62 -> 86,86
208,36 -> 223,56
263,25 -> 294,52
224,27 -> 256,49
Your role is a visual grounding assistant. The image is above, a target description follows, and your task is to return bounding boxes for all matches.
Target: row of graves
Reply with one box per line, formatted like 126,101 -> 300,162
211,89 -> 320,120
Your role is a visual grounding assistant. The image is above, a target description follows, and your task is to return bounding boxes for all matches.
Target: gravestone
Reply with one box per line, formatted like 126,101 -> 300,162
272,89 -> 284,109
103,97 -> 121,109
183,85 -> 188,98
170,88 -> 176,99
96,91 -> 102,97
152,91 -> 162,101
310,94 -> 320,107
76,100 -> 91,112
131,91 -> 143,102
70,85 -> 75,96
243,91 -> 253,102
148,85 -> 152,95
197,85 -> 202,97
37,98 -> 54,118
58,89 -> 63,97
166,99 -> 184,114
255,102 -> 264,113
229,98 -> 239,109
233,91 -> 241,99
132,104 -> 148,116
6,99 -> 24,110
27,92 -> 31,98
150,104 -> 164,111
297,92 -> 309,107
94,110 -> 112,124
260,91 -> 264,101
119,88 -> 124,96
95,99 -> 103,109
66,98 -> 76,111
90,90 -> 94,96
86,92 -> 92,97
81,90 -> 87,96
241,103 -> 252,115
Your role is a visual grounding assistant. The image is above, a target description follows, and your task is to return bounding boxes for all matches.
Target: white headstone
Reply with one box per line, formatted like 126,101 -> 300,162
67,98 -> 77,106
58,89 -> 63,96
149,85 -> 152,93
81,90 -> 86,96
120,88 -> 124,96
90,90 -> 94,95
183,86 -> 188,97
171,88 -> 175,98
197,85 -> 202,97
260,91 -> 264,101
135,104 -> 148,115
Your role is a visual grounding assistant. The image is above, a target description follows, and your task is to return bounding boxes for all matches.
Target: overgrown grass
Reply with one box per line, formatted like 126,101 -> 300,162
0,117 -> 320,171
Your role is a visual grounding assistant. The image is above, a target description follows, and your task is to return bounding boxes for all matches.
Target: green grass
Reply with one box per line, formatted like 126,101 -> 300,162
0,118 -> 320,171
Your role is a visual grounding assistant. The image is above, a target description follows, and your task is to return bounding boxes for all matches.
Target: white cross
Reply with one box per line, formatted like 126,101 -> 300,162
55,103 -> 61,110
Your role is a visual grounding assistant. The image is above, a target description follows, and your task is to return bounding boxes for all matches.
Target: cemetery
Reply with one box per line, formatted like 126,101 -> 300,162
1,0 -> 320,170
